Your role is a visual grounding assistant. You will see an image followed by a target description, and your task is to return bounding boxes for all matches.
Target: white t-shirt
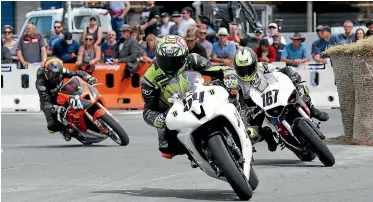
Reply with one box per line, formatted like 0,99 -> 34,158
158,22 -> 175,37
179,18 -> 196,35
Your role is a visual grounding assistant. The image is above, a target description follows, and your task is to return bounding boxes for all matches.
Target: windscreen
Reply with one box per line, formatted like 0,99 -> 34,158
60,77 -> 85,95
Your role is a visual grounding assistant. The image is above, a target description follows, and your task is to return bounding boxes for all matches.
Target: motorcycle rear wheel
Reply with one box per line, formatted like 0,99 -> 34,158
208,134 -> 253,200
99,113 -> 130,146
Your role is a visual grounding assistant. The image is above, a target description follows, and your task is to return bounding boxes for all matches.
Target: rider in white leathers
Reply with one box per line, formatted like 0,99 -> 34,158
222,47 -> 329,152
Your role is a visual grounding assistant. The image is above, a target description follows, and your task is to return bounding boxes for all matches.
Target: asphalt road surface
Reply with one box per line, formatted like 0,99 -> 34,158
2,109 -> 373,202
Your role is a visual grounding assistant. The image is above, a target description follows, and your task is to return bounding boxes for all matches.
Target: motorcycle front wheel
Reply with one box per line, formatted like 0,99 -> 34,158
99,113 -> 130,146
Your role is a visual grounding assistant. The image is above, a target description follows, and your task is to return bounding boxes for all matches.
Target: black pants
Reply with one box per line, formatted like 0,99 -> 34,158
42,105 -> 65,132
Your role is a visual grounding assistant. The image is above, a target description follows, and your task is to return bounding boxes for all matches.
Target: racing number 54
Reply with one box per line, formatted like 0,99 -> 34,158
261,89 -> 279,107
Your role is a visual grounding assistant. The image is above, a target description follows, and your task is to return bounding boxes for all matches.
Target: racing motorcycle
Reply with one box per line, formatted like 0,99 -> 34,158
56,76 -> 130,146
165,71 -> 258,200
249,70 -> 335,167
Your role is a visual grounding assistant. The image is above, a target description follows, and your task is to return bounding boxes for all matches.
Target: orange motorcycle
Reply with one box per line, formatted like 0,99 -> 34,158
56,76 -> 129,146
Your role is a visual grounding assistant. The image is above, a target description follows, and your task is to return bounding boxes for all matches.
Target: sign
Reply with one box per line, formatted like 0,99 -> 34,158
95,64 -> 120,71
1,65 -> 12,72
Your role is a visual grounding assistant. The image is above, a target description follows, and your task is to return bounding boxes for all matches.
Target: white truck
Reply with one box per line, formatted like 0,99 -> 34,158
16,2 -> 112,45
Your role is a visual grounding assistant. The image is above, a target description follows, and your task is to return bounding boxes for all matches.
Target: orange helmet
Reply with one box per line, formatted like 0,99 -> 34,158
44,57 -> 64,85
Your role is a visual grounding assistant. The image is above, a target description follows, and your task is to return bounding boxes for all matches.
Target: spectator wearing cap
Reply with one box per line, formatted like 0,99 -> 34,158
335,20 -> 355,45
158,12 -> 175,37
254,39 -> 276,63
139,34 -> 157,63
76,33 -> 101,68
272,33 -> 285,61
52,32 -> 80,63
114,24 -> 141,77
106,1 -> 131,40
197,27 -> 213,58
82,16 -> 103,46
264,23 -> 287,45
100,30 -> 118,63
366,19 -> 373,37
139,1 -> 160,37
185,33 -> 208,59
3,25 -> 18,63
211,27 -> 236,66
242,27 -> 265,50
281,32 -> 309,67
47,21 -> 64,56
17,22 -> 47,69
179,7 -> 196,36
311,25 -> 324,57
312,26 -> 338,64
354,28 -> 366,42
169,11 -> 182,35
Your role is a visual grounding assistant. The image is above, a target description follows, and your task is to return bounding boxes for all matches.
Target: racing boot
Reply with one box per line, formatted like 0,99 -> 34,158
60,128 -> 72,142
260,126 -> 278,152
158,128 -> 174,159
310,105 -> 329,122
188,155 -> 198,169
247,126 -> 262,145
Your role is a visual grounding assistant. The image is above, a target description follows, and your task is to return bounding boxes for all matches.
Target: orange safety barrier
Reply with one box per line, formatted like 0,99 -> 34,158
64,63 -> 212,110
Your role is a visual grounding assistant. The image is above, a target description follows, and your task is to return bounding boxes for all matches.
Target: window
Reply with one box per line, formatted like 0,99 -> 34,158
27,16 -> 53,38
73,15 -> 101,30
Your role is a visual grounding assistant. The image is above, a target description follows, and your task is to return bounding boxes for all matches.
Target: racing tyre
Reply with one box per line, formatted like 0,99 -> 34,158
100,113 -> 130,146
208,133 -> 253,200
292,118 -> 335,167
249,166 -> 259,191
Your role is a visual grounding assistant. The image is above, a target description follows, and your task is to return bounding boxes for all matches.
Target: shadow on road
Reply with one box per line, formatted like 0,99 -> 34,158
253,159 -> 323,167
13,144 -> 117,149
92,188 -> 239,201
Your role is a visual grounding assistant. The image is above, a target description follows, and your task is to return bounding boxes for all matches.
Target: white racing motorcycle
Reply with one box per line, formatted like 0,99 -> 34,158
249,70 -> 335,167
165,71 -> 259,200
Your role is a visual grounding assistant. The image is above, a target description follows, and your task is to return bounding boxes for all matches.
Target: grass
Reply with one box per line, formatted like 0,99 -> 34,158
324,36 -> 373,57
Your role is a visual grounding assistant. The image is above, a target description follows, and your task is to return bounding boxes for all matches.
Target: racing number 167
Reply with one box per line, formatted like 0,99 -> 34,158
261,89 -> 279,107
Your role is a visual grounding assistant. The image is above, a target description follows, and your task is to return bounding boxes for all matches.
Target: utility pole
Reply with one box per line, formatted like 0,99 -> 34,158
307,1 -> 313,32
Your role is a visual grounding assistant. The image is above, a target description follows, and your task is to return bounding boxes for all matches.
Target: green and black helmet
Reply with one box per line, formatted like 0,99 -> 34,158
232,47 -> 258,82
155,35 -> 189,76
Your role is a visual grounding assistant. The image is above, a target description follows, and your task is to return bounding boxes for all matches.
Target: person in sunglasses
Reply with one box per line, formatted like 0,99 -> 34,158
47,21 -> 64,56
75,33 -> 102,74
82,16 -> 103,46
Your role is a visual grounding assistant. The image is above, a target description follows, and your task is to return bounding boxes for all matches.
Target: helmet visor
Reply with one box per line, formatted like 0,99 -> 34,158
235,64 -> 256,82
46,68 -> 62,84
157,55 -> 185,75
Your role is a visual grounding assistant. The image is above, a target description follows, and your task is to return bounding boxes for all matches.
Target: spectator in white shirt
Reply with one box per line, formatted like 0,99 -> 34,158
179,7 -> 196,35
264,23 -> 287,45
158,12 -> 175,38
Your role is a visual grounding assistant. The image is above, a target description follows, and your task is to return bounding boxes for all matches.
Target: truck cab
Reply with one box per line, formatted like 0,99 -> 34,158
17,6 -> 112,45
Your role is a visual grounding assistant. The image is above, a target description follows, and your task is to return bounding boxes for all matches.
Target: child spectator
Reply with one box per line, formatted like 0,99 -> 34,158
254,39 -> 276,63
52,32 -> 80,63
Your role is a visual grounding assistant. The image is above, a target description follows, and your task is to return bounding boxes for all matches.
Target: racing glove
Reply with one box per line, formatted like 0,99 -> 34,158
153,114 -> 166,129
52,105 -> 68,126
83,74 -> 97,85
223,74 -> 239,89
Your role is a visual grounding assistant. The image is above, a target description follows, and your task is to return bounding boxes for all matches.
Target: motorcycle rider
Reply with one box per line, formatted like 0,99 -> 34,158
141,35 -> 258,161
223,47 -> 329,152
36,57 -> 97,141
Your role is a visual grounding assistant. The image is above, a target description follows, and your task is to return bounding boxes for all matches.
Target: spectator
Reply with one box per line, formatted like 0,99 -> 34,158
197,27 -> 213,58
312,26 -> 338,64
107,1 -> 131,40
366,19 -> 373,37
168,11 -> 182,35
272,33 -> 285,61
179,7 -> 196,36
265,23 -> 286,45
52,32 -> 80,63
183,24 -> 198,37
243,27 -> 265,49
82,16 -> 103,46
227,23 -> 241,45
2,25 -> 18,63
254,39 -> 276,63
47,21 -> 64,56
140,1 -> 160,37
211,27 -> 236,66
280,32 -> 309,67
335,20 -> 355,44
131,25 -> 147,49
199,15 -> 216,44
354,28 -> 366,42
2,39 -> 12,63
100,31 -> 118,63
311,25 -> 324,58
76,33 -> 101,67
114,24 -> 140,77
185,33 -> 207,58
17,22 -> 47,69
140,34 -> 157,63
158,12 -> 175,37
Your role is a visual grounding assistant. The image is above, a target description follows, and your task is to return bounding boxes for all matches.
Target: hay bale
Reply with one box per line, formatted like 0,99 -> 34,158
325,36 -> 373,145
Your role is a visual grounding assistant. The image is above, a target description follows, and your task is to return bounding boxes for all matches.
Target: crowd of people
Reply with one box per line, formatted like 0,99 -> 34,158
2,1 -> 373,75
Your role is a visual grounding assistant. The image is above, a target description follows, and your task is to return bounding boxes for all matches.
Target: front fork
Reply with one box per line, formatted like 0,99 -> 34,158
83,102 -> 110,134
